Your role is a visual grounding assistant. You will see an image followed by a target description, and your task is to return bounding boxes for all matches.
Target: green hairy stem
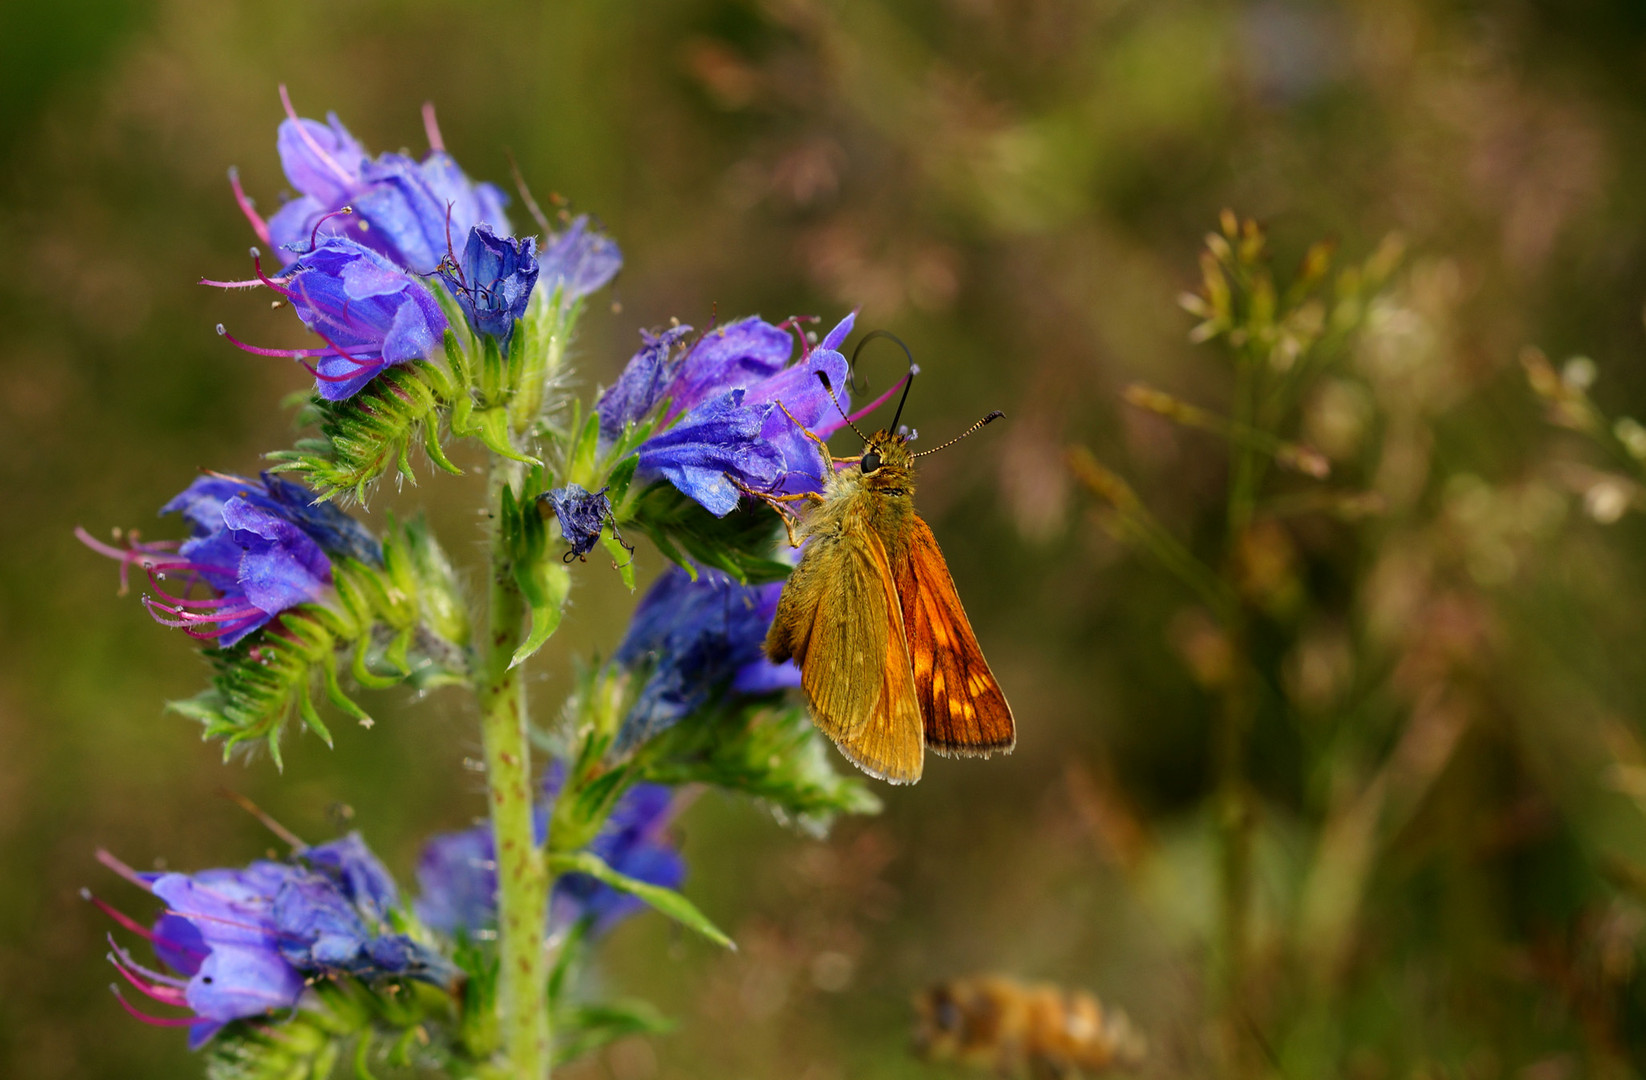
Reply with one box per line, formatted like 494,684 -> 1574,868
479,455 -> 554,1079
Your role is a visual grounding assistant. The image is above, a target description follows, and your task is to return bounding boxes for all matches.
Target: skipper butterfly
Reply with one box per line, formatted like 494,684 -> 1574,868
759,332 -> 1014,784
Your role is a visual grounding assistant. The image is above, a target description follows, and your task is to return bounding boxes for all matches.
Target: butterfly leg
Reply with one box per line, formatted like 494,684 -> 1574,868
773,399 -> 837,471
731,479 -> 822,548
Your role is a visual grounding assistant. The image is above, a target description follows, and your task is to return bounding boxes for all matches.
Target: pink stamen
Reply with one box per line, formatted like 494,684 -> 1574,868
307,206 -> 354,253
111,986 -> 199,1027
84,892 -> 157,941
111,953 -> 191,1007
778,315 -> 821,361
216,325 -> 338,359
279,85 -> 355,188
228,167 -> 272,246
422,101 -> 445,153
108,936 -> 190,988
846,373 -> 910,424
199,276 -> 266,290
96,849 -> 153,890
76,527 -> 186,595
250,248 -> 297,299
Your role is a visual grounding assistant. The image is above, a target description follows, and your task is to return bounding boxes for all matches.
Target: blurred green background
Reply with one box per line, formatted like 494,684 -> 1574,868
13,0 -> 1646,1076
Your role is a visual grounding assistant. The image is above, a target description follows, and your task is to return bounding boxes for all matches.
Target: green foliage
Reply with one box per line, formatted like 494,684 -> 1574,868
203,979 -> 458,1080
641,701 -> 882,836
552,1000 -> 674,1067
623,481 -> 792,584
169,519 -> 470,765
267,362 -> 461,505
546,850 -> 734,948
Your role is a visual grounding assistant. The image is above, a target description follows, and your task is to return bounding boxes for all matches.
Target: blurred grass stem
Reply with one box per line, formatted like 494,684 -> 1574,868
1216,354 -> 1261,1079
480,453 -> 553,1079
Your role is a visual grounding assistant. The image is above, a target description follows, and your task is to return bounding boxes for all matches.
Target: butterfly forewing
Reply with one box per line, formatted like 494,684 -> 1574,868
894,516 -> 1016,756
767,519 -> 925,783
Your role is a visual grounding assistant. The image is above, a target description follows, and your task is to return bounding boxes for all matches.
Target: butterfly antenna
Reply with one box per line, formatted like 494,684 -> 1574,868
815,370 -> 875,444
852,330 -> 920,429
911,409 -> 1006,458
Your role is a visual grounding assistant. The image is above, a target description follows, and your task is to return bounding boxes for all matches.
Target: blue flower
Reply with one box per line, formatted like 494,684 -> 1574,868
599,313 -> 866,515
542,483 -> 615,560
79,472 -> 377,647
414,779 -> 685,940
98,835 -> 454,1049
218,238 -> 449,401
596,325 -> 695,442
614,564 -> 800,748
438,225 -> 539,353
256,93 -> 510,274
636,389 -> 787,516
537,215 -> 623,307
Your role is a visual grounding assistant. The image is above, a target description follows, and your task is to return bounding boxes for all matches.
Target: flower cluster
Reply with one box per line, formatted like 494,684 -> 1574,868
216,91 -> 621,402
78,472 -> 377,646
615,564 -> 800,747
95,833 -> 453,1050
415,773 -> 685,939
600,313 -> 878,516
82,91 -> 886,1074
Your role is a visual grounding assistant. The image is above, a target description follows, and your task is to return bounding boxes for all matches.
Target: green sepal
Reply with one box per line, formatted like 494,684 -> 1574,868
474,405 -> 541,465
547,849 -> 734,949
601,528 -> 637,591
553,1000 -> 674,1067
511,285 -> 581,433
501,477 -> 572,668
606,454 -> 640,507
641,699 -> 882,836
173,516 -> 471,762
266,362 -> 452,505
624,481 -> 792,583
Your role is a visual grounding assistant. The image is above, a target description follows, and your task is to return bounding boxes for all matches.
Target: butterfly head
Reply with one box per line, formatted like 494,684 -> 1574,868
856,429 -> 915,485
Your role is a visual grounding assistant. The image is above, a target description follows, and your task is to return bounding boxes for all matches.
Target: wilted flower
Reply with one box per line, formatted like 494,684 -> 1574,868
438,224 -> 539,353
249,90 -> 510,274
93,835 -> 451,1050
414,777 -> 685,939
542,483 -> 616,560
215,238 -> 448,401
598,313 -> 886,515
77,472 -> 377,647
614,563 -> 800,747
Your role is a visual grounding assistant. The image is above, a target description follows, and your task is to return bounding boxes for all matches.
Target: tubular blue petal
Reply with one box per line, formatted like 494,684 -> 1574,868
597,325 -> 694,441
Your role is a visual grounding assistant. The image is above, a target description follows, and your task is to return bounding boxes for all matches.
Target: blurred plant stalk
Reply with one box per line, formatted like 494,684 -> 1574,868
1070,212 -> 1399,1078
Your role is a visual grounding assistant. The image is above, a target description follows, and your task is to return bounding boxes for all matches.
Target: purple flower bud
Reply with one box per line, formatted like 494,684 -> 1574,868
614,564 -> 800,747
79,472 -> 376,647
438,225 -> 539,353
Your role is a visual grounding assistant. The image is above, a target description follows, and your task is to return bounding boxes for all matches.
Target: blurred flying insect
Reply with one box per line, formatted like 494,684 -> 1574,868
758,331 -> 1014,784
913,975 -> 1146,1079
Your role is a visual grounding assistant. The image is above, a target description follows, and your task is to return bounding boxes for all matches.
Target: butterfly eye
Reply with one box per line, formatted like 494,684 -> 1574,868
861,451 -> 882,474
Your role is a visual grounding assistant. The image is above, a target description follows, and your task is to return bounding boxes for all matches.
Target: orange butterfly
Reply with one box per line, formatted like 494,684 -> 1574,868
760,334 -> 1014,783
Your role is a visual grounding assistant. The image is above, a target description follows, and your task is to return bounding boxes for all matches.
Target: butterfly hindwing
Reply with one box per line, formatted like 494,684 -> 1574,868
766,517 -> 924,783
893,515 -> 1015,757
